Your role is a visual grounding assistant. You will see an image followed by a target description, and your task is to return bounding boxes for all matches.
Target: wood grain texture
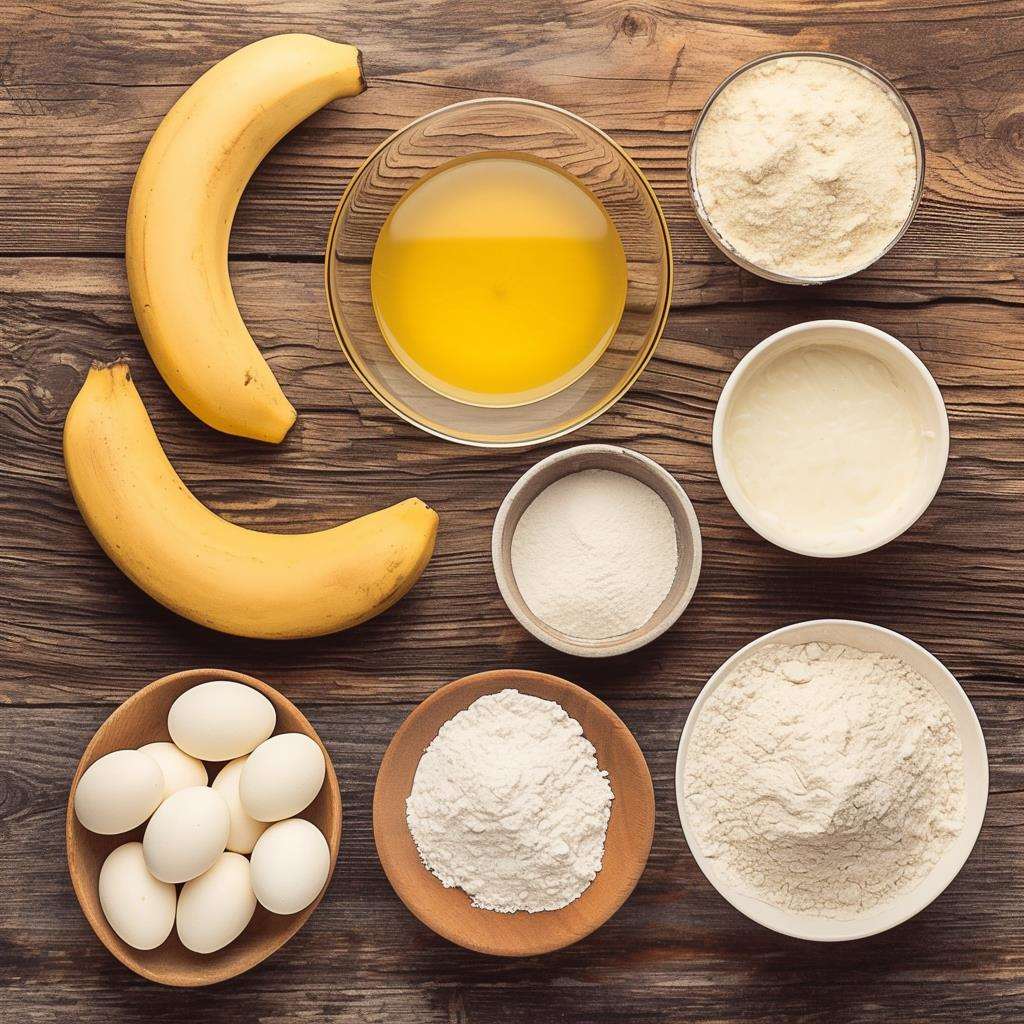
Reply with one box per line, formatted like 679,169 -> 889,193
2,0 -> 1024,1020
4,700 -> 1023,1022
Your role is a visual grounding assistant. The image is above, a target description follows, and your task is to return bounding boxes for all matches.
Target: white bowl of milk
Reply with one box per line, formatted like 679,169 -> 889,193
713,319 -> 949,558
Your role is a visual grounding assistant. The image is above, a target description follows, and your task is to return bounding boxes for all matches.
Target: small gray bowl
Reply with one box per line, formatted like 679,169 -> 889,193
492,445 -> 702,657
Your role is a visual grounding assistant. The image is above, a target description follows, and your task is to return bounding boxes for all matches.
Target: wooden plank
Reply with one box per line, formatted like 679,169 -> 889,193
2,257 -> 1023,705
2,701 -> 1022,1022
3,1 -> 1024,1020
2,2 -> 1024,257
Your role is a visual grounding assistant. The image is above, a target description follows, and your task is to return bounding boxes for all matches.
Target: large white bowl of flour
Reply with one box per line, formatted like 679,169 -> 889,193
675,619 -> 988,941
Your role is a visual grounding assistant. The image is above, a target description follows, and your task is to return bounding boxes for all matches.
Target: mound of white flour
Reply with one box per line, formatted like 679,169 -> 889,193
406,688 -> 613,913
683,642 -> 965,919
693,56 -> 918,279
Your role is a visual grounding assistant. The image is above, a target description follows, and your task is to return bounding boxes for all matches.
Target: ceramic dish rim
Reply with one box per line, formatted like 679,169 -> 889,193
673,618 -> 989,942
491,444 -> 703,656
711,318 -> 950,558
65,667 -> 343,988
687,50 -> 926,285
324,95 -> 673,449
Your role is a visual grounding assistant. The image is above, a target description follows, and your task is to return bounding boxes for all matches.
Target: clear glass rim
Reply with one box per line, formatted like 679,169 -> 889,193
687,51 -> 926,286
324,96 -> 673,449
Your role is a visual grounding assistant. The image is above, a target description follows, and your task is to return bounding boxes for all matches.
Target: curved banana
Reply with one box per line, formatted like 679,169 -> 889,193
126,34 -> 365,443
64,364 -> 438,639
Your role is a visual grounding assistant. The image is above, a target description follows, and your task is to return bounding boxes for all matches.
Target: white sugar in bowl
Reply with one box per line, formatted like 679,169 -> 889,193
492,444 -> 702,657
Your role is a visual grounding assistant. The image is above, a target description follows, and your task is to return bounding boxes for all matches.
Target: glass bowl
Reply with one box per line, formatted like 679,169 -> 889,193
688,52 -> 925,285
325,98 -> 672,448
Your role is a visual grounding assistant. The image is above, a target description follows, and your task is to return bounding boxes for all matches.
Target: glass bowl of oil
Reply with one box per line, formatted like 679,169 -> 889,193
325,98 -> 672,448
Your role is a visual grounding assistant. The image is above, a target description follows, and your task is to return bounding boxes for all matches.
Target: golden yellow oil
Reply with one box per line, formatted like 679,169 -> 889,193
370,152 -> 628,408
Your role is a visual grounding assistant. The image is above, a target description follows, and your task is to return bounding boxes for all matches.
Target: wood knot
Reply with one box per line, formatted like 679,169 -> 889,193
618,10 -> 654,40
994,111 -> 1024,154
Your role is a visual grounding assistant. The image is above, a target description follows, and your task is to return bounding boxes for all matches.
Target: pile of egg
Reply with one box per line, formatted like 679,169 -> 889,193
73,680 -> 332,954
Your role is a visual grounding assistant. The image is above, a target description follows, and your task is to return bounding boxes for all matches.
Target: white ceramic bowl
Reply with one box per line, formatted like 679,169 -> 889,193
712,319 -> 950,558
492,445 -> 702,657
675,619 -> 988,942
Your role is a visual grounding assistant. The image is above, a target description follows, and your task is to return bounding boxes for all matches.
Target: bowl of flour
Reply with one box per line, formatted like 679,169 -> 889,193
675,619 -> 988,941
492,444 -> 702,657
373,669 -> 656,955
689,52 -> 925,284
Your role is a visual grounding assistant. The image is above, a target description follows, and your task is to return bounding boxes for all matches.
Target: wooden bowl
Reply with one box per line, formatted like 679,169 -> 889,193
492,444 -> 702,657
66,668 -> 342,987
373,669 -> 655,956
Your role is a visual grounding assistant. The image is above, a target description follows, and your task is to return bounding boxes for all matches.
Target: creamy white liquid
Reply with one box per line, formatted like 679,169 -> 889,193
723,344 -> 931,553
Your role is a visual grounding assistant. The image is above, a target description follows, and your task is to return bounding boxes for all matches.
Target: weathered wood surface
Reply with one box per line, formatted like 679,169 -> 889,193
2,1 -> 1024,1021
4,702 -> 1024,1021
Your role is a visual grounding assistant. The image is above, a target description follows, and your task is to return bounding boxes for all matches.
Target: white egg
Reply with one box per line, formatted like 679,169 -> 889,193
143,785 -> 230,883
167,680 -> 275,761
138,741 -> 208,799
250,818 -> 330,915
74,749 -> 164,835
98,842 -> 176,950
240,733 -> 327,822
176,851 -> 256,954
211,756 -> 268,855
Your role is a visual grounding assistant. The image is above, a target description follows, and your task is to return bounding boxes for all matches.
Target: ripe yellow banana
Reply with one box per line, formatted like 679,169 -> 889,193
126,34 -> 365,443
64,364 -> 438,639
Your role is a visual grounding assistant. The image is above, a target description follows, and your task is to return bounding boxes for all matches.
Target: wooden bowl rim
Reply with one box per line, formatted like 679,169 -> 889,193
65,667 -> 342,987
372,668 -> 655,956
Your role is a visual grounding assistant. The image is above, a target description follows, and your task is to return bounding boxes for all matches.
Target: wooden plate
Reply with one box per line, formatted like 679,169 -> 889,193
66,668 -> 342,987
373,669 -> 655,956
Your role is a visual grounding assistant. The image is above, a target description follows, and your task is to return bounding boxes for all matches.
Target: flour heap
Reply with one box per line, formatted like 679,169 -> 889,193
683,642 -> 966,920
692,55 -> 919,279
406,688 -> 613,914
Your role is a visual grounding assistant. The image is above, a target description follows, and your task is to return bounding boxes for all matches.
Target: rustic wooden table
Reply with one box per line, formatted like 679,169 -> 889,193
3,1 -> 1023,1021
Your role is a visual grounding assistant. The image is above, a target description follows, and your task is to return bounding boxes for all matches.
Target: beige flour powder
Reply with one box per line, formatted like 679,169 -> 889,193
692,56 -> 919,279
683,642 -> 965,920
